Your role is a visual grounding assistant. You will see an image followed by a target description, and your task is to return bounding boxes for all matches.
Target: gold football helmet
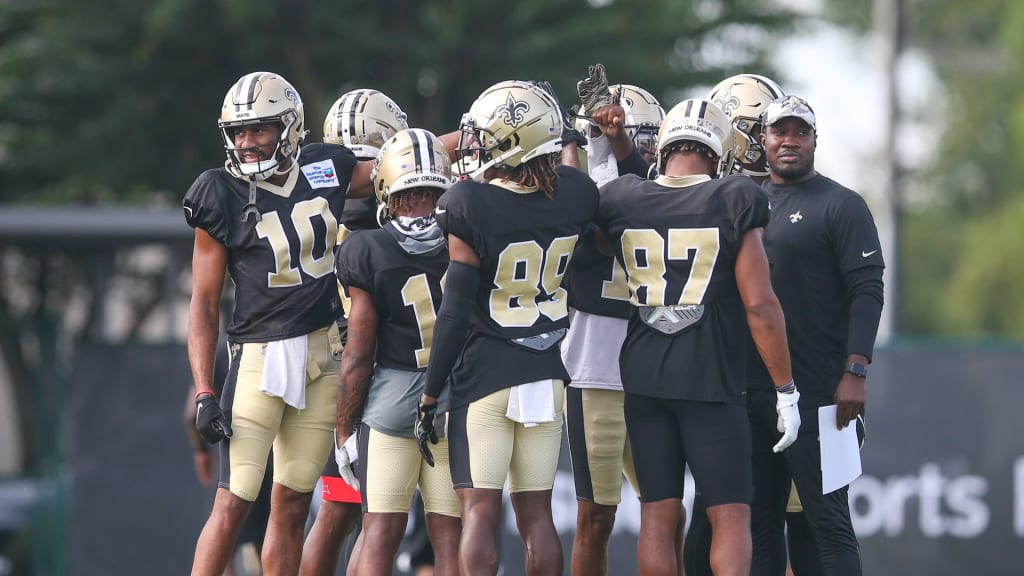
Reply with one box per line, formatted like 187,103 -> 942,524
456,80 -> 562,182
323,89 -> 409,159
219,71 -> 306,181
371,128 -> 453,222
707,74 -> 785,175
611,84 -> 665,160
657,99 -> 736,177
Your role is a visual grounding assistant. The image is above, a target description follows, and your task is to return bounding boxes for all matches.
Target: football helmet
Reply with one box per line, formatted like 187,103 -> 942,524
456,80 -> 562,182
611,84 -> 665,158
219,71 -> 306,181
656,98 -> 736,177
707,74 -> 785,175
371,128 -> 453,222
323,89 -> 409,159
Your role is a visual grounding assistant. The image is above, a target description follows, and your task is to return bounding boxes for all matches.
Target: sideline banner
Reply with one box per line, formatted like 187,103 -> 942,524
66,345 -> 1024,575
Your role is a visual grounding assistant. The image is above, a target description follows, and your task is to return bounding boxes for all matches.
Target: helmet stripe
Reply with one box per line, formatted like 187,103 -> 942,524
234,72 -> 262,113
412,129 -> 432,173
743,74 -> 785,99
340,90 -> 367,147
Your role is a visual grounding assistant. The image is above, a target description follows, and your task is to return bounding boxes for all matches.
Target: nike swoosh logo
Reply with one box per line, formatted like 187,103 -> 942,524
435,208 -> 446,214
862,250 -> 878,258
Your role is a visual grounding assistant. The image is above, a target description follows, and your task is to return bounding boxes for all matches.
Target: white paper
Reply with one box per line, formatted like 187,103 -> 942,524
818,405 -> 862,494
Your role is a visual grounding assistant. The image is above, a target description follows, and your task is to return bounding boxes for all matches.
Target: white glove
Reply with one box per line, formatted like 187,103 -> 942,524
334,430 -> 360,491
773,388 -> 801,453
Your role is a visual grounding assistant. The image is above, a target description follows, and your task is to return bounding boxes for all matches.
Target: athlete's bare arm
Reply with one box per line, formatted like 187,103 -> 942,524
347,159 -> 376,199
187,228 -> 228,397
336,285 -> 378,443
734,227 -> 792,387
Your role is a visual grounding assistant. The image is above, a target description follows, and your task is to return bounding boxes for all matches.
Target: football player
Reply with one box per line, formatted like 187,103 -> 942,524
416,80 -> 599,576
184,71 -> 377,576
301,88 -> 409,576
559,80 -> 685,576
332,128 -> 461,576
595,98 -> 800,576
686,73 -> 792,576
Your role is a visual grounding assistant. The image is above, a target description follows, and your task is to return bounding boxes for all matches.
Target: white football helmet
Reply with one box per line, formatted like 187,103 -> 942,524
708,74 -> 785,175
611,84 -> 665,159
219,71 -> 306,181
371,128 -> 453,222
456,80 -> 562,182
323,89 -> 409,159
657,98 -> 736,177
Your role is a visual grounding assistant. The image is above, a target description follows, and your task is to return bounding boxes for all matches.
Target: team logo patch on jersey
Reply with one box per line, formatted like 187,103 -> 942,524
301,159 -> 340,188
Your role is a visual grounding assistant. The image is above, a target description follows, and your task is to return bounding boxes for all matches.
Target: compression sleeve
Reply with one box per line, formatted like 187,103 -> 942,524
617,147 -> 652,179
845,265 -> 884,361
423,261 -> 480,398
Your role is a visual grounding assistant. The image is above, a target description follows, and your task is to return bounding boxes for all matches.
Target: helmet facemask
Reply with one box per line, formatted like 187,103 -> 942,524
455,81 -> 563,183
220,113 -> 299,181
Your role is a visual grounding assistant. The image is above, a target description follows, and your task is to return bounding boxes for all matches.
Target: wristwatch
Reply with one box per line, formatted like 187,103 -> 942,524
844,361 -> 868,378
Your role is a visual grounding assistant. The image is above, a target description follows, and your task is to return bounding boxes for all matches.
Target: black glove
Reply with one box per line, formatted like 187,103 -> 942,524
415,402 -> 439,467
195,392 -> 232,444
576,63 -> 615,116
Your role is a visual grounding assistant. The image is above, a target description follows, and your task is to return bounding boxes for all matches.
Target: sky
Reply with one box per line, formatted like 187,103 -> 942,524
759,1 -> 940,342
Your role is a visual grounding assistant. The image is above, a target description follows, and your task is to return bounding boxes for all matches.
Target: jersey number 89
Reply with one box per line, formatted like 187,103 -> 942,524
490,235 -> 579,328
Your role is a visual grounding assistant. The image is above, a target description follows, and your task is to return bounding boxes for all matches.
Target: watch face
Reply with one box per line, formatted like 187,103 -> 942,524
847,362 -> 867,377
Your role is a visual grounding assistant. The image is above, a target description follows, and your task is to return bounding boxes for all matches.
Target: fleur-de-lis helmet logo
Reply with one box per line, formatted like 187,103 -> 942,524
714,92 -> 741,115
496,92 -> 530,128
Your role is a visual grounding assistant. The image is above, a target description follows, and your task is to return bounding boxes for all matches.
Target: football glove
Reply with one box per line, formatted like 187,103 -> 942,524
416,402 -> 439,467
334,430 -> 360,491
772,387 -> 801,453
576,64 -> 615,117
195,392 -> 232,444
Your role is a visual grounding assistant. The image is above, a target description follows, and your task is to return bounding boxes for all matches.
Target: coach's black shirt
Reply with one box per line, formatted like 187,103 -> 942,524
748,173 -> 885,398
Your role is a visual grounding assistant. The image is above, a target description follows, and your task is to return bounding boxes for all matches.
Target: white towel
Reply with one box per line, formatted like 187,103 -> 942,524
506,379 -> 558,428
587,134 -> 619,187
259,334 -> 308,410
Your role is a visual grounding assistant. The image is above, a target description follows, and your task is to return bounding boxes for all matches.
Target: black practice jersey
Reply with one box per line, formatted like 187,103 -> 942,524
184,143 -> 357,342
335,225 -> 448,372
748,174 -> 884,396
436,165 -> 600,406
340,195 -> 379,232
565,225 -> 633,318
565,148 -> 652,319
598,174 -> 769,403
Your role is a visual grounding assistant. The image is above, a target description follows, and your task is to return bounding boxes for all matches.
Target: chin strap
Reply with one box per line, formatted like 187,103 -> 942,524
242,178 -> 261,224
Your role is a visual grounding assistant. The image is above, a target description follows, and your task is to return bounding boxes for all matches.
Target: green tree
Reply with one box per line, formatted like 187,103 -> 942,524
0,0 -> 797,204
823,0 -> 1024,337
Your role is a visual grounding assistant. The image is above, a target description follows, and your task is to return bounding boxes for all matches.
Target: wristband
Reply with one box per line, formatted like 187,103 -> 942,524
775,379 -> 796,393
